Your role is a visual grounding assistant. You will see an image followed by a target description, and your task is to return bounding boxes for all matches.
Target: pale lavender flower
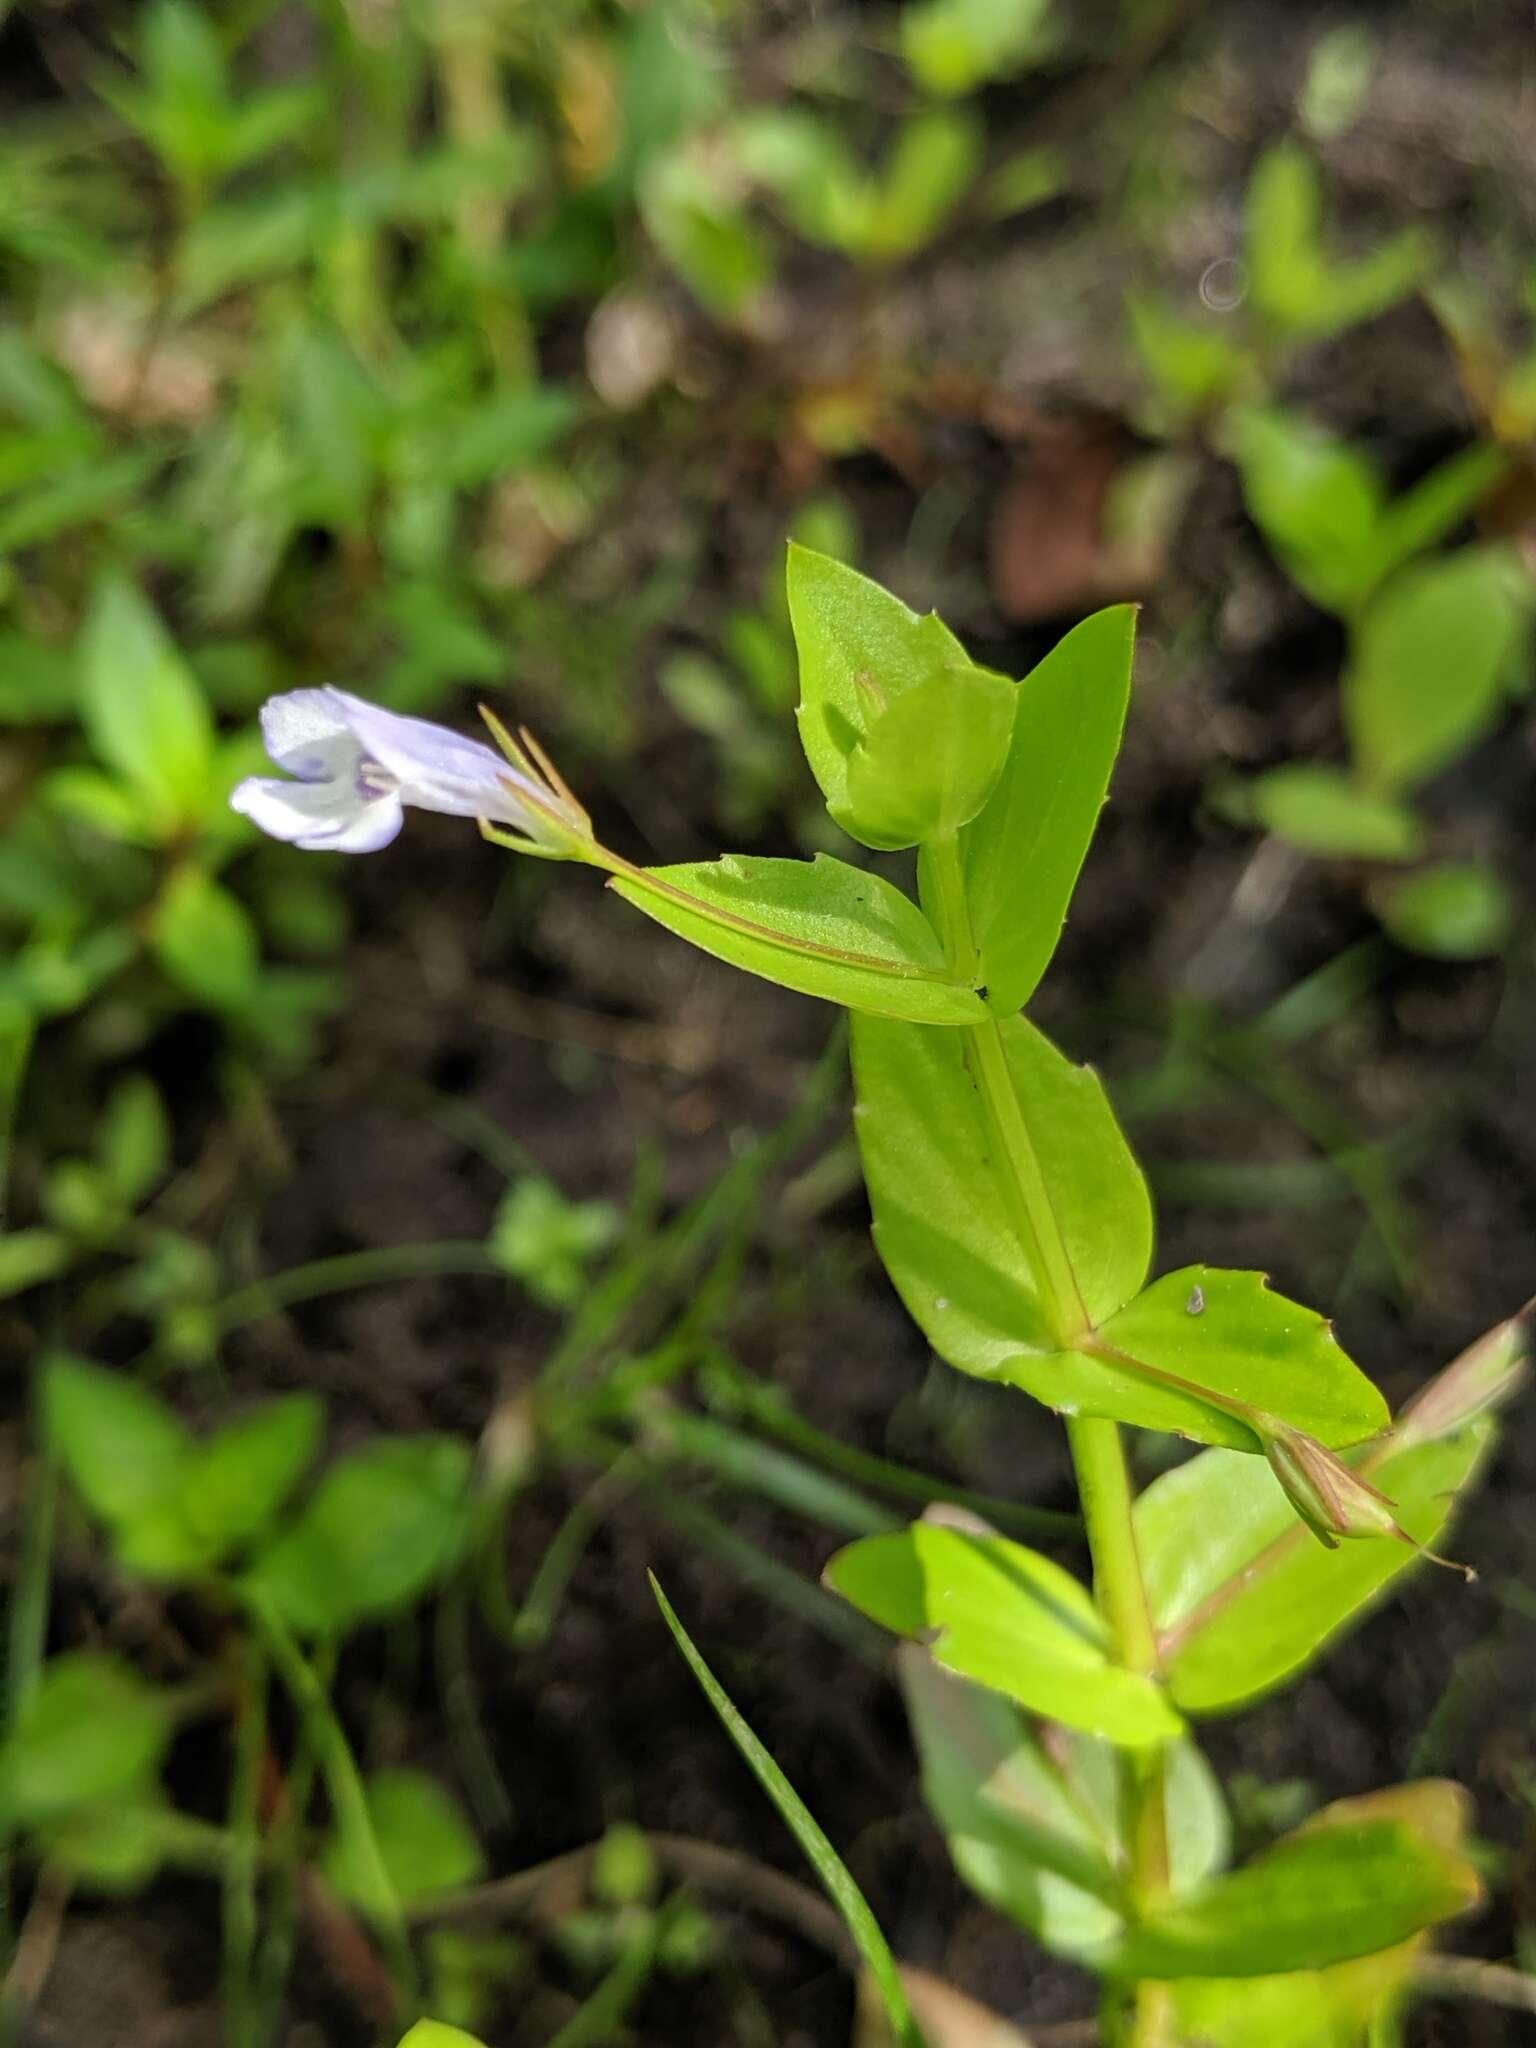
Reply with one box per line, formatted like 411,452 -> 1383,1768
230,688 -> 589,856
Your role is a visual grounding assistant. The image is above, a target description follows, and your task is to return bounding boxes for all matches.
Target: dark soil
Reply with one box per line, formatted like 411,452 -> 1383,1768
15,0 -> 1536,2043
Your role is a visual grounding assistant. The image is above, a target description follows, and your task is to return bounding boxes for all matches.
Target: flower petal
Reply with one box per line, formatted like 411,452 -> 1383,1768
260,688 -> 361,782
328,689 -> 538,824
231,773 -> 404,853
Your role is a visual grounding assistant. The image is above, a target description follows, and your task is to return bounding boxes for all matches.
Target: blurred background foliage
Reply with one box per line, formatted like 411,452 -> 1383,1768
4,0 -> 1535,1086
5,0 -> 1536,2043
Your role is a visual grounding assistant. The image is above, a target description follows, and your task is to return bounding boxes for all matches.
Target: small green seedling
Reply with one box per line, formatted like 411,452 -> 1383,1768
489,1177 -> 619,1309
901,0 -> 1055,98
1222,408 -> 1532,955
1130,141 -> 1432,431
1230,405 -> 1508,619
1244,139 -> 1430,348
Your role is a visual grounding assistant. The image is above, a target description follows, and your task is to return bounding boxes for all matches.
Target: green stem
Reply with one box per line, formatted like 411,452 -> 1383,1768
1065,1416 -> 1159,1680
1,1446 -> 55,1981
435,1581 -> 513,1830
1072,1425 -> 1173,2048
1063,1413 -> 1169,1917
922,835 -> 978,984
922,834 -> 1171,2043
223,1643 -> 266,2048
431,20 -> 534,384
248,1598 -> 416,2008
927,835 -> 1087,1341
0,1025 -> 33,1236
134,1238 -> 500,1375
703,1353 -> 1083,1542
544,1906 -> 670,2048
210,1241 -> 501,1339
251,1647 -> 327,2038
971,1019 -> 1090,1340
6,1457 -> 54,1727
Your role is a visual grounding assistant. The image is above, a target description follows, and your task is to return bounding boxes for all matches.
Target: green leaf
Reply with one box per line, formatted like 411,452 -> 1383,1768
1245,141 -> 1426,344
138,0 -> 227,113
435,388 -> 583,491
641,150 -> 775,321
1248,764 -> 1424,861
79,573 -> 214,828
960,607 -> 1135,1016
0,451 -> 163,552
0,1653 -> 171,1826
1159,1786 -> 1465,2035
243,1436 -> 473,1636
488,1177 -> 618,1308
1,928 -> 137,1026
651,1575 -> 928,2048
1162,1734 -> 1233,1898
282,326 -> 381,533
397,2027 -> 488,2048
1005,1266 -> 1389,1452
181,1394 -> 326,1555
1137,1417 -> 1494,1714
97,1074 -> 171,1209
733,109 -> 869,251
1317,227 -> 1432,342
1170,1950 -> 1415,2048
899,1650 -> 1124,1961
176,188 -> 322,311
44,1361 -> 324,1580
221,85 -> 322,177
983,144 -> 1067,221
43,1161 -> 116,1242
851,1011 -> 1152,1374
322,1770 -> 485,1909
35,1792 -> 184,1894
785,544 -> 971,827
1127,296 -> 1250,427
1364,442 -> 1508,590
901,0 -> 1051,94
843,663 -> 1017,849
610,854 -> 985,1025
1300,24 -> 1377,140
1111,1810 -> 1478,1978
1245,142 -> 1326,335
43,1357 -> 219,1577
153,866 -> 261,1010
825,1517 -> 1182,1744
901,1651 -> 1225,1963
116,1500 -> 222,1580
0,1229 -> 73,1299
1344,550 -> 1527,793
43,1354 -> 192,1531
1375,861 -> 1516,960
0,631 -> 76,723
1169,1972 -> 1365,2048
41,766 -> 162,845
1230,408 -> 1382,613
862,109 -> 983,262
592,1821 -> 658,1906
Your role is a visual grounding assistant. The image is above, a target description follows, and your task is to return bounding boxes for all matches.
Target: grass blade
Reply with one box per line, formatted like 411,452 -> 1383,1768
650,1573 -> 927,2048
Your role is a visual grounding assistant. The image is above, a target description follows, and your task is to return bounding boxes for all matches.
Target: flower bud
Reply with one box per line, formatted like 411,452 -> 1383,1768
1391,1298 -> 1532,1451
1262,1425 -> 1403,1549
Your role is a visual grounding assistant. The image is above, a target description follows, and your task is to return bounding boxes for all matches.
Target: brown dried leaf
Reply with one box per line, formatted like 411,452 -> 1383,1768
989,426 -> 1188,623
855,1964 -> 1038,2048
